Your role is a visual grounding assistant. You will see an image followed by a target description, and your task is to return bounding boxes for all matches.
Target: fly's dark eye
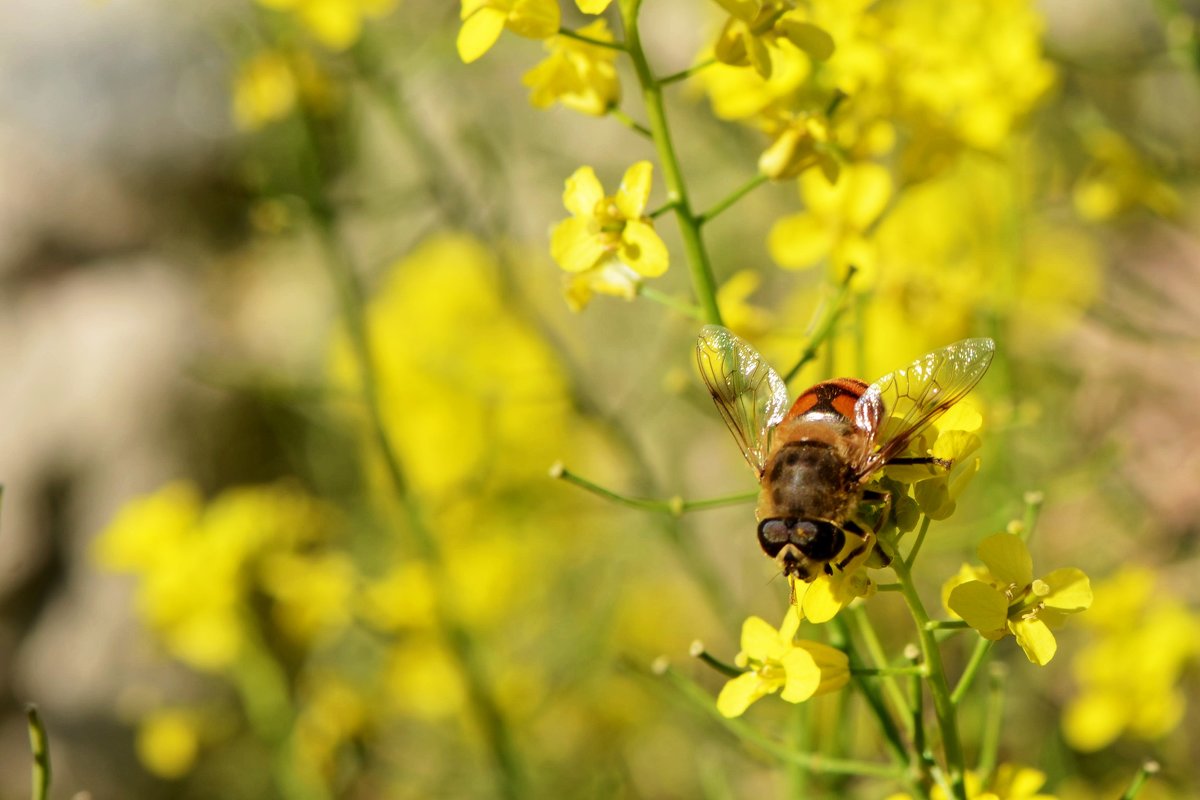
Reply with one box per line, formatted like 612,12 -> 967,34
757,518 -> 791,556
793,520 -> 844,562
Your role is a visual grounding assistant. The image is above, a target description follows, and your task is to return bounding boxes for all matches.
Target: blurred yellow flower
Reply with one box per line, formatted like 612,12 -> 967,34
1062,568 -> 1200,751
758,111 -> 837,182
717,608 -> 849,717
256,0 -> 399,51
576,0 -> 611,11
712,0 -> 835,79
523,19 -> 620,116
458,0 -> 561,64
136,708 -> 201,779
232,49 -> 336,131
1073,130 -> 1178,222
768,161 -> 891,274
945,533 -> 1092,665
716,269 -> 773,339
887,763 -> 1057,799
550,162 -> 669,310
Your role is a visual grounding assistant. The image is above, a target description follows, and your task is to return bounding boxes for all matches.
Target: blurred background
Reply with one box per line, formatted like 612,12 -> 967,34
0,0 -> 1198,797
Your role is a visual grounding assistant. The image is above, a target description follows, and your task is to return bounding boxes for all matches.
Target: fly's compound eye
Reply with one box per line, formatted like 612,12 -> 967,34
792,520 -> 845,563
757,518 -> 793,557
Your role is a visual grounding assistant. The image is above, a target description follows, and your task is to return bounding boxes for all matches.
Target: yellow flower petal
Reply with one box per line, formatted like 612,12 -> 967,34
507,0 -> 561,40
619,219 -> 668,277
563,166 -> 604,218
457,6 -> 507,63
746,34 -> 773,79
712,0 -> 759,21
717,672 -> 769,718
977,533 -> 1033,587
778,605 -> 801,640
615,161 -> 653,219
779,648 -> 821,702
550,217 -> 606,273
776,18 -> 835,61
740,615 -> 785,661
1039,567 -> 1092,612
768,212 -> 833,269
1062,691 -> 1127,751
576,0 -> 612,12
947,581 -> 1008,638
796,640 -> 850,695
1011,616 -> 1057,665
299,0 -> 361,50
801,573 -> 844,623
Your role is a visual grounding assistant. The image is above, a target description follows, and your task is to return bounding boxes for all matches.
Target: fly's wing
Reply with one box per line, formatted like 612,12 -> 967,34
696,325 -> 789,477
852,338 -> 995,481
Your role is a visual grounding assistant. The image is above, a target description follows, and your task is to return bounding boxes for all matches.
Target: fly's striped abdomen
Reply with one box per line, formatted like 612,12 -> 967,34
782,378 -> 869,424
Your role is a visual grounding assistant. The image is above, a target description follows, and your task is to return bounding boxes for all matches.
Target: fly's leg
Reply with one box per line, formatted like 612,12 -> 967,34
835,490 -> 894,570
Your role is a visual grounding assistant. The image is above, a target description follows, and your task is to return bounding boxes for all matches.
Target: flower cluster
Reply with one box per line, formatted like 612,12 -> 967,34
944,533 -> 1092,665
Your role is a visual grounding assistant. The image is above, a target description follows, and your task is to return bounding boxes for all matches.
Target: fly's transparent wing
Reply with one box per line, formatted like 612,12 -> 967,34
696,325 -> 789,476
853,338 -> 995,480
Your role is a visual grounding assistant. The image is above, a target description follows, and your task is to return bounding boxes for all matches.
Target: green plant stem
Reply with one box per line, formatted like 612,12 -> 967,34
659,57 -> 716,85
907,645 -> 934,785
620,0 -> 724,326
638,285 -> 706,320
25,705 -> 50,800
848,605 -> 914,736
828,618 -> 930,800
658,665 -> 905,780
783,267 -> 857,383
925,620 -> 969,632
905,515 -> 932,568
1119,761 -> 1161,800
557,26 -> 626,50
891,552 -> 968,800
950,639 -> 994,705
610,108 -> 652,138
552,463 -> 757,515
691,644 -> 744,678
698,173 -> 769,225
975,663 -> 1007,784
1018,490 -> 1044,543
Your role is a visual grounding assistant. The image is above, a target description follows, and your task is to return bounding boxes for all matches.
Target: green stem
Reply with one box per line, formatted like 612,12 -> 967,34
891,551 -> 968,800
925,620 -> 969,632
610,107 -> 652,138
659,57 -> 716,85
905,515 -> 932,569
907,645 -> 934,785
783,267 -> 857,383
552,463 -> 756,516
25,705 -> 50,800
691,644 -> 745,678
1119,761 -> 1161,800
975,663 -> 1007,784
950,639 -> 994,705
828,618 -> 930,800
638,285 -> 706,320
1018,490 -> 1044,543
557,26 -> 626,50
853,666 -> 928,677
658,666 -> 905,780
697,173 -> 768,225
620,0 -> 724,325
848,605 -> 914,736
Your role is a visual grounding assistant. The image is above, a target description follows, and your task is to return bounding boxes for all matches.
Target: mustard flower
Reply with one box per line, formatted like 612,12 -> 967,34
717,608 -> 849,717
945,533 -> 1092,665
457,0 -> 561,64
792,547 -> 875,623
523,19 -> 620,116
256,0 -> 399,51
550,161 -> 669,310
758,111 -> 837,182
712,0 -> 835,79
886,762 -> 1057,800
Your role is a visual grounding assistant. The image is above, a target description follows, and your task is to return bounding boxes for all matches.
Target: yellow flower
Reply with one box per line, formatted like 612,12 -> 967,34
256,0 -> 399,51
712,0 -> 835,79
576,0 -> 611,11
887,763 -> 1057,799
716,269 -> 774,339
550,161 -> 669,310
768,161 -> 891,275
231,49 -> 337,131
1062,567 -> 1200,751
136,708 -> 202,779
717,608 -> 849,717
792,544 -> 876,623
945,533 -> 1092,665
457,0 -> 561,64
523,19 -> 620,116
1073,130 -> 1178,221
758,111 -> 838,181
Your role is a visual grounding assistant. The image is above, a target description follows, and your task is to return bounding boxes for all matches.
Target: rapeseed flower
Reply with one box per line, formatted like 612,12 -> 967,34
523,19 -> 620,116
717,608 -> 849,717
457,0 -> 560,64
136,708 -> 202,779
944,533 -> 1092,665
887,763 -> 1057,799
550,162 -> 669,310
1062,568 -> 1200,751
711,0 -> 835,79
256,0 -> 399,51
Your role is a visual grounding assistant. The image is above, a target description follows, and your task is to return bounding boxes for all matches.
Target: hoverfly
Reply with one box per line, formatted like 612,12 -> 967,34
696,325 -> 995,582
